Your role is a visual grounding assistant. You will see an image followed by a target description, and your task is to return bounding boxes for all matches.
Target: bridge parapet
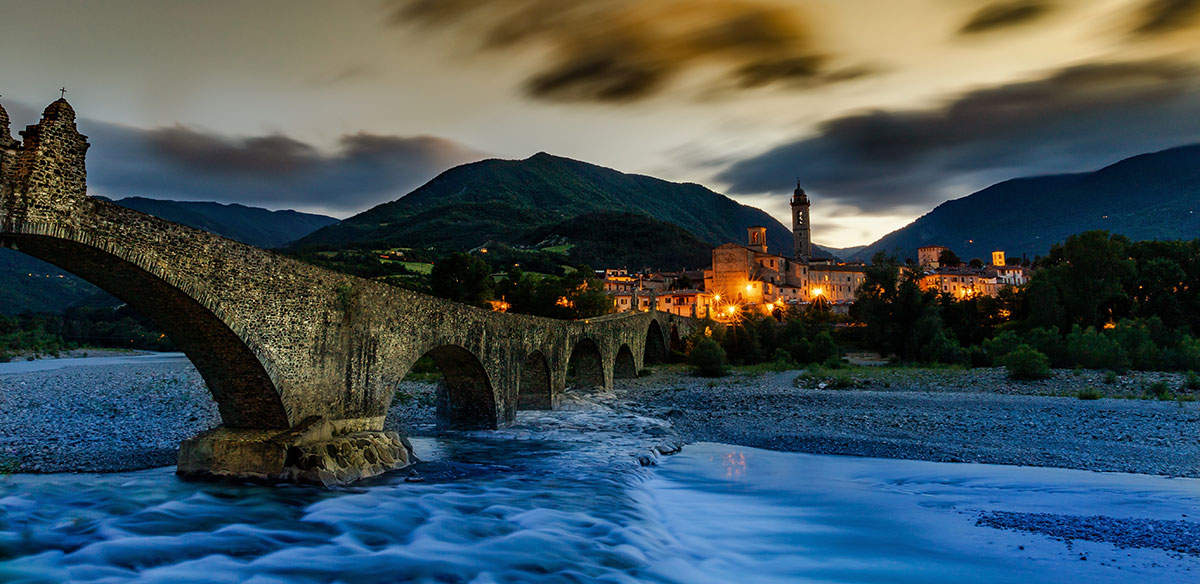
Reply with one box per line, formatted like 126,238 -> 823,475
0,98 -> 699,485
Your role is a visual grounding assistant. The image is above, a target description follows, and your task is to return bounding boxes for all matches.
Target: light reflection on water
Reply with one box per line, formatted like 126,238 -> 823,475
1,438 -> 1198,583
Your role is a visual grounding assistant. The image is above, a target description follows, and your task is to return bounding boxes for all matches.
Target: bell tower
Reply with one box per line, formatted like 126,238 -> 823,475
791,181 -> 812,262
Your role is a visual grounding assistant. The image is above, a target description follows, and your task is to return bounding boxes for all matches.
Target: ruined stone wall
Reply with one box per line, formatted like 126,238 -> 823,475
0,103 -> 19,189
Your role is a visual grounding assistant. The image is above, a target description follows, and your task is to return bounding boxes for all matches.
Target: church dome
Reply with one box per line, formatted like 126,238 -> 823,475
41,98 -> 75,122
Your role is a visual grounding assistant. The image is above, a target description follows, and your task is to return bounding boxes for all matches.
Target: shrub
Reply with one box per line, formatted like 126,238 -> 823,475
786,337 -> 813,364
1185,371 -> 1200,391
967,346 -> 989,368
920,328 -> 967,365
1104,370 -> 1119,384
689,338 -> 728,377
1076,386 -> 1103,400
1001,344 -> 1051,380
771,348 -> 794,366
1110,320 -> 1161,371
1024,327 -> 1067,367
809,331 -> 841,364
720,322 -> 762,365
795,367 -> 861,389
1177,337 -> 1200,371
1065,326 -> 1128,371
1147,380 -> 1171,397
983,330 -> 1023,364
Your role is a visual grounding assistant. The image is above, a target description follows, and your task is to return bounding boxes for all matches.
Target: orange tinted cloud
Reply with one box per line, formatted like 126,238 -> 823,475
387,0 -> 840,102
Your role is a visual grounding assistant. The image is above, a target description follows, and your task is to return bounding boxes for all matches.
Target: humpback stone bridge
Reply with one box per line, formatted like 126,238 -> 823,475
0,99 -> 698,484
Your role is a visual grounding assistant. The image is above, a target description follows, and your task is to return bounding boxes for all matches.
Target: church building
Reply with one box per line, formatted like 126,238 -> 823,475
703,182 -> 868,320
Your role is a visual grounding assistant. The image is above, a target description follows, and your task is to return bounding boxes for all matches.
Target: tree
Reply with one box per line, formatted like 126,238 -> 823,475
851,253 -> 941,361
938,249 -> 961,267
689,338 -> 728,377
430,252 -> 493,308
969,258 -> 985,268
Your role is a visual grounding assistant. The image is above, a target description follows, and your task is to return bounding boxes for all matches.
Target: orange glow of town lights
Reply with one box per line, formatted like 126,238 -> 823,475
812,287 -> 823,297
745,284 -> 754,293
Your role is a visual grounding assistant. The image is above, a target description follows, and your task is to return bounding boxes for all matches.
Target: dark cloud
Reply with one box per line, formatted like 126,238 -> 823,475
959,1 -> 1052,35
148,126 -> 318,173
1133,0 -> 1200,35
72,119 -> 486,215
385,0 -> 848,102
716,60 -> 1200,213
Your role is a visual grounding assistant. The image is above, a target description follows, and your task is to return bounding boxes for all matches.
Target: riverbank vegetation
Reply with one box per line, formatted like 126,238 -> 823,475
681,231 -> 1200,378
0,306 -> 175,361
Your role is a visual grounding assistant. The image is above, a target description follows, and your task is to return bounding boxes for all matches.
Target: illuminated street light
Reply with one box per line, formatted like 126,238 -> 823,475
812,287 -> 823,297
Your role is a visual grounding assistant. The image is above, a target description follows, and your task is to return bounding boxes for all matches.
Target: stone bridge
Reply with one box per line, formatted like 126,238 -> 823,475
0,99 -> 698,484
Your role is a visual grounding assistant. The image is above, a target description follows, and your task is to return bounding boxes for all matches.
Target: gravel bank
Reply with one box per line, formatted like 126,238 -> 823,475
614,366 -> 1200,478
977,511 -> 1200,557
0,355 -> 218,472
4,356 -> 1197,480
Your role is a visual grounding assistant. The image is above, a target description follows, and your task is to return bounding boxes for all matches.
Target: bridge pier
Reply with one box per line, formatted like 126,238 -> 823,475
177,417 -> 412,486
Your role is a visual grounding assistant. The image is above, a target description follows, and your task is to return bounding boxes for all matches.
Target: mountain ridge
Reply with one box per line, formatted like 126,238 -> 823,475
850,144 -> 1200,262
292,152 -> 824,263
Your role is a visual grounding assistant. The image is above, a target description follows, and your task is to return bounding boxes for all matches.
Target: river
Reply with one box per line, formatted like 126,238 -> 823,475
2,432 -> 1198,583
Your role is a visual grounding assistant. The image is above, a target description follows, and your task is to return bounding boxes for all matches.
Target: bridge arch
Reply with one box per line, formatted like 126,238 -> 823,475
644,319 -> 667,365
614,344 -> 638,379
415,344 -> 498,430
567,337 -> 605,390
517,350 -> 552,410
0,234 -> 289,429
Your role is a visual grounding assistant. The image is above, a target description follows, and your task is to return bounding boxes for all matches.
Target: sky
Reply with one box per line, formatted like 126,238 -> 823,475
2,0 -> 1200,248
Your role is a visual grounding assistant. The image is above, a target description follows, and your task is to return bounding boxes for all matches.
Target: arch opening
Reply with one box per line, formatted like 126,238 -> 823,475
518,350 -> 552,410
567,337 -> 605,390
614,344 -> 637,380
418,344 -> 498,430
669,324 -> 683,354
0,234 -> 288,429
643,320 -> 667,365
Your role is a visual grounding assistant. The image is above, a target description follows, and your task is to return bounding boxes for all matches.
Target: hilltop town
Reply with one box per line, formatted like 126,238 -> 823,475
604,182 -> 1029,321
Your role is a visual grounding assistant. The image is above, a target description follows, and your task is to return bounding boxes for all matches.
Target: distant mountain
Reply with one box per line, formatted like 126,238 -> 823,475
107,197 -> 338,248
851,144 -> 1200,262
292,152 -> 807,264
0,198 -> 338,315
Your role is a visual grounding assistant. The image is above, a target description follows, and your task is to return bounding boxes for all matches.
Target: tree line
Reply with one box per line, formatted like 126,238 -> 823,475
0,306 -> 176,361
685,231 -> 1200,378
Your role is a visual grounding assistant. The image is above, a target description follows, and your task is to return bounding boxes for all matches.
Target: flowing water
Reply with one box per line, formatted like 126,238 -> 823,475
2,432 -> 1198,583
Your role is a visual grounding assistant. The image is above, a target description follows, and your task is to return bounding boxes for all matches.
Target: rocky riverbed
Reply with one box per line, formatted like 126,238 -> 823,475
616,365 -> 1200,478
0,354 -> 218,472
3,356 -> 1198,480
